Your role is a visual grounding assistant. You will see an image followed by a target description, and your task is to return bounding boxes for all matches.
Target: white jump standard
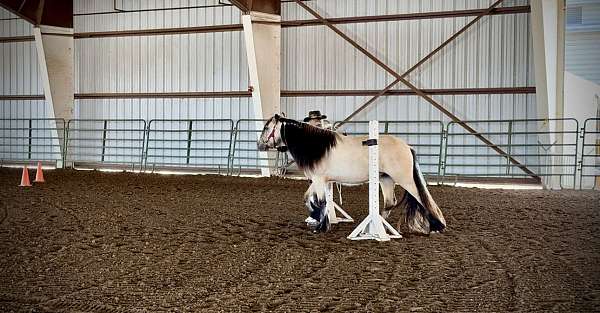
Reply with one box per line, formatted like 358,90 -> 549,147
347,121 -> 402,241
326,183 -> 353,224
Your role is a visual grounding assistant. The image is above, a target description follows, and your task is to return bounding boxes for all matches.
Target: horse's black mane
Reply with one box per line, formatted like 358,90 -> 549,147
279,118 -> 337,171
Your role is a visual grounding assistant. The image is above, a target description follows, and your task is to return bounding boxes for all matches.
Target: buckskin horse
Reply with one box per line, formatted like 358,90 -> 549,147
257,114 -> 446,235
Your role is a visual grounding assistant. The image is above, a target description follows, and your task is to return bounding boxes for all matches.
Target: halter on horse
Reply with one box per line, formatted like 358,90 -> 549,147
258,114 -> 446,234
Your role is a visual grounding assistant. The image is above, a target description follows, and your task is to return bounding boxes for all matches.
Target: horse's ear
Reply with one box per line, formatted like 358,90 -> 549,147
280,112 -> 286,117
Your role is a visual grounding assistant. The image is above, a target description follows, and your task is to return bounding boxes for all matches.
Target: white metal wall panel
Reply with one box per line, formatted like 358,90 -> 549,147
281,1 -> 535,120
279,0 -> 538,180
72,0 -> 535,122
0,8 -> 33,37
0,100 -> 49,118
0,7 -> 42,96
1,7 -> 47,126
566,33 -> 600,84
281,94 -> 537,123
1,41 -> 42,96
73,0 -> 249,123
75,32 -> 248,94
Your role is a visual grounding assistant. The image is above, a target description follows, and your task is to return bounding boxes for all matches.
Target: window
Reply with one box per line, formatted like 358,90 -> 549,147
566,6 -> 583,25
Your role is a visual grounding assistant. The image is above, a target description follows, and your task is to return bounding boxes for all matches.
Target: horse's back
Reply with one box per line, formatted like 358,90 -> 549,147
338,134 -> 410,148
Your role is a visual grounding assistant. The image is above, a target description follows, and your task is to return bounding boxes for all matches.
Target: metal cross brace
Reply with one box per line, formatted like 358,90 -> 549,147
293,0 -> 539,181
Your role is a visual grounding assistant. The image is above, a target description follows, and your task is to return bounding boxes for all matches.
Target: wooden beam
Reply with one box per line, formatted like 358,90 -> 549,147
229,0 -> 280,15
0,88 -> 536,100
0,0 -> 72,28
1,6 -> 530,42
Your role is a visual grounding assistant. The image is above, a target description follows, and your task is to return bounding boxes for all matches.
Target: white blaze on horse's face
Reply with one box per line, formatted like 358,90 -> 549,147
257,116 -> 283,151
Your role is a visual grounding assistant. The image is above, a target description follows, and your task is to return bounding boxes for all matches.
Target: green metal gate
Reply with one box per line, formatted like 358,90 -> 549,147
0,118 -> 65,167
443,118 -> 579,187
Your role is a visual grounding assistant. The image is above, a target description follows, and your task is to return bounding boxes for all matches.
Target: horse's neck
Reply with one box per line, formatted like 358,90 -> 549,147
282,121 -> 337,170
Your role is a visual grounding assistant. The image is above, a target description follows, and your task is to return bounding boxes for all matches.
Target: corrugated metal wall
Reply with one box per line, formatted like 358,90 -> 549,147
0,1 -> 538,122
70,0 -> 536,123
73,0 -> 251,120
2,0 -> 544,176
281,0 -> 536,123
0,8 -> 47,119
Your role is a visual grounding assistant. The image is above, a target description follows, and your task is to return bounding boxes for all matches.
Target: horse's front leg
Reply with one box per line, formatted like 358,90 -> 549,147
304,178 -> 330,233
304,184 -> 319,228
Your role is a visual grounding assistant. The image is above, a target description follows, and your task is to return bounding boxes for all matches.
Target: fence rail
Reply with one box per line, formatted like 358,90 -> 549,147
0,118 -> 65,166
145,119 -> 234,174
444,118 -> 579,188
0,117 -> 597,188
66,119 -> 146,170
580,118 -> 600,189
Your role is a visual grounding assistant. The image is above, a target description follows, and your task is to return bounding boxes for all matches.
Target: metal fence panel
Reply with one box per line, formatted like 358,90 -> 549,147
145,119 -> 233,173
580,118 -> 600,189
444,119 -> 579,187
230,119 -> 287,175
0,118 -> 65,166
66,119 -> 146,169
334,120 -> 444,178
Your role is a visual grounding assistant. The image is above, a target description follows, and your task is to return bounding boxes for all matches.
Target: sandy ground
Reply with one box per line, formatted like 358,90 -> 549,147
0,168 -> 599,312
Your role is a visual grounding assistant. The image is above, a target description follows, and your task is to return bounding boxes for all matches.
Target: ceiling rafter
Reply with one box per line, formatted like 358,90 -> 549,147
0,0 -> 72,28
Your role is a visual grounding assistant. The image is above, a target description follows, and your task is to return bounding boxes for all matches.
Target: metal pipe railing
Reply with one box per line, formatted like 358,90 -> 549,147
443,118 -> 580,188
1,117 -> 596,188
230,119 -> 283,176
0,118 -> 65,167
580,118 -> 600,189
65,119 -> 147,171
144,119 -> 234,174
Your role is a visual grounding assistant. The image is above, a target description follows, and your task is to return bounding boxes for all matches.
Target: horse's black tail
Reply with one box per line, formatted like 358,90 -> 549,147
405,149 -> 446,234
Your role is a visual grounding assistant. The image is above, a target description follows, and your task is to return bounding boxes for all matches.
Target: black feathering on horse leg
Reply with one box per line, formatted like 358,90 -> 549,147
308,196 -> 330,233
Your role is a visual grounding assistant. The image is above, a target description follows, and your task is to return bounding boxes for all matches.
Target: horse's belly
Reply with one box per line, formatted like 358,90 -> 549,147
323,154 -> 369,184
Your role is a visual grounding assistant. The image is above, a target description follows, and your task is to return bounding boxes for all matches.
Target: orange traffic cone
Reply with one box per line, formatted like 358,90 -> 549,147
19,166 -> 32,187
34,161 -> 45,183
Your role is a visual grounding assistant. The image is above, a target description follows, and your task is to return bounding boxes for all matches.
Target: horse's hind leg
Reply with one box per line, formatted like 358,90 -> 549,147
380,174 -> 396,220
394,187 -> 408,231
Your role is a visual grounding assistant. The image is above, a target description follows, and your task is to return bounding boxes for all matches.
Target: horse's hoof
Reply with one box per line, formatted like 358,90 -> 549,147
305,217 -> 319,229
315,217 -> 331,233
